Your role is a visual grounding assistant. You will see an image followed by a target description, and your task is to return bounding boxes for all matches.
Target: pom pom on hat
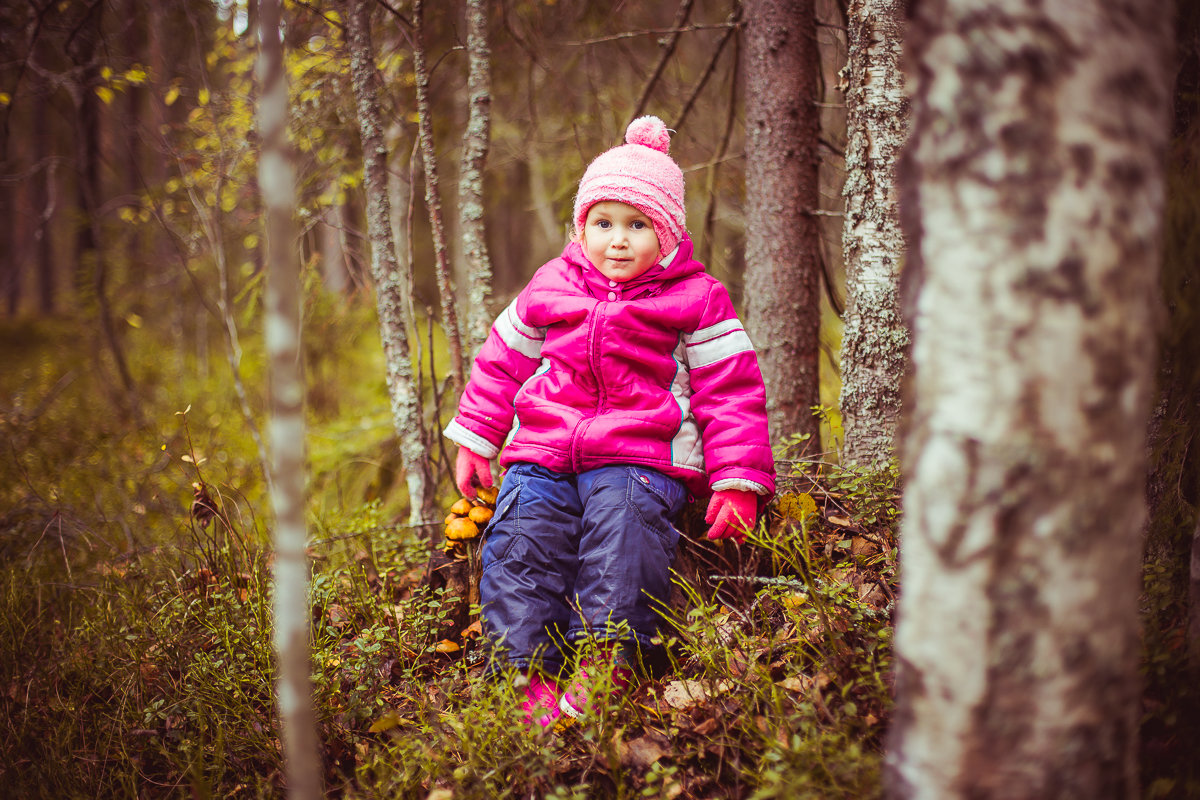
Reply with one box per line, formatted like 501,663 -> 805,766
573,116 -> 686,257
624,115 -> 672,153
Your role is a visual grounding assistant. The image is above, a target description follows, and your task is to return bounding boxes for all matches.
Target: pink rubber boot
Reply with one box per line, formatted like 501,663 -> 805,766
519,672 -> 562,729
557,656 -> 634,721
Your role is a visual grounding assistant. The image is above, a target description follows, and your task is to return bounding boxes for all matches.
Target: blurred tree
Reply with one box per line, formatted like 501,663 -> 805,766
837,0 -> 907,470
887,0 -> 1172,796
66,0 -> 135,394
257,0 -> 322,797
742,0 -> 822,443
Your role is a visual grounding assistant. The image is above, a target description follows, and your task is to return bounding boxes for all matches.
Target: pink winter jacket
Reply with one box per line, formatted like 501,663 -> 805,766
444,238 -> 776,498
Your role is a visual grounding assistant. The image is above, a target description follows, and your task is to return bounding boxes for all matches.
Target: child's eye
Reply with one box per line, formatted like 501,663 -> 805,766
595,220 -> 611,229
631,220 -> 646,230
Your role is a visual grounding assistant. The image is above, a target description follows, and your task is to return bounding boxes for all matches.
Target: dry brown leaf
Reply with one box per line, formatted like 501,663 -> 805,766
619,732 -> 670,768
662,679 -> 710,709
777,675 -> 813,693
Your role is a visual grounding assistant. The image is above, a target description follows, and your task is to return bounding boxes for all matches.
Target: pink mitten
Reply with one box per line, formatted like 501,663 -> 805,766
704,489 -> 758,542
455,447 -> 493,497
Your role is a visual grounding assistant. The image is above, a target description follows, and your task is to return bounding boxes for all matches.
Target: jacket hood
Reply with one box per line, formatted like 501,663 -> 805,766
562,236 -> 705,297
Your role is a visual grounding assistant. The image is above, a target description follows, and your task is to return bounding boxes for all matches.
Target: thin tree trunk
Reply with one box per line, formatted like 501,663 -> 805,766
413,0 -> 465,397
742,0 -> 821,443
32,81 -> 55,314
123,0 -> 146,276
68,2 -> 135,394
458,0 -> 494,358
1191,512 -> 1200,674
257,2 -> 322,798
836,0 -> 908,469
887,1 -> 1172,796
343,0 -> 438,529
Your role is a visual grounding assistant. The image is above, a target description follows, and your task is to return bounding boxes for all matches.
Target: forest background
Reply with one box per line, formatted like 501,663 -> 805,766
0,0 -> 1198,798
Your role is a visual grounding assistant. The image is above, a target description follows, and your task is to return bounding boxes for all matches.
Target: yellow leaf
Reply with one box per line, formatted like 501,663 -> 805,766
368,710 -> 403,733
220,192 -> 237,213
96,86 -> 115,105
243,233 -> 259,250
125,67 -> 148,85
198,87 -> 210,106
0,92 -> 10,106
125,313 -> 143,329
777,492 -> 818,522
100,65 -> 113,80
164,86 -> 180,106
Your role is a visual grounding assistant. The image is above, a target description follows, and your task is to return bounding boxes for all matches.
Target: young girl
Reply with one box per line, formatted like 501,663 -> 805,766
444,116 -> 775,727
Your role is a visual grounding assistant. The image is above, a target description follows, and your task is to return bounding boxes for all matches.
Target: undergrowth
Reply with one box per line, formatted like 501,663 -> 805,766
0,308 -> 899,798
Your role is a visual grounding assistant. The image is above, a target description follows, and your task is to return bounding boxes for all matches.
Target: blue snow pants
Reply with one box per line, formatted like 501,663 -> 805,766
479,462 -> 688,674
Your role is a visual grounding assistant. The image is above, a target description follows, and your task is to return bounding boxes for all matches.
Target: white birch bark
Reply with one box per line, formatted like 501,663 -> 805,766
457,0 -> 494,358
257,2 -> 321,797
887,1 -> 1172,797
837,0 -> 908,470
343,0 -> 437,528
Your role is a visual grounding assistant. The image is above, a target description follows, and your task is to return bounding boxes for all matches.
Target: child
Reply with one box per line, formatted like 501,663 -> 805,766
443,116 -> 775,727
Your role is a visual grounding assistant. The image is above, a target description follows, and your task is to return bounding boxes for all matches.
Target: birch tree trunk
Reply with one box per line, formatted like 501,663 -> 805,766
457,0 -> 494,358
343,0 -> 437,529
257,2 -> 322,797
413,0 -> 466,397
742,0 -> 821,442
887,1 -> 1172,797
837,0 -> 907,470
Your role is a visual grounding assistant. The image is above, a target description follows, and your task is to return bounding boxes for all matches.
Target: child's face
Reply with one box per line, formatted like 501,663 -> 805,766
580,201 -> 661,283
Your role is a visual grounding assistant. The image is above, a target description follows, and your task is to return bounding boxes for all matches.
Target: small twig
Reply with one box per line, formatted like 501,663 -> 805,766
673,4 -> 739,132
626,0 -> 695,128
563,22 -> 736,47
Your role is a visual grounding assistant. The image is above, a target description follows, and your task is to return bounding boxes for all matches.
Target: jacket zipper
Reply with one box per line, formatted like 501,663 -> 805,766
570,300 -> 607,472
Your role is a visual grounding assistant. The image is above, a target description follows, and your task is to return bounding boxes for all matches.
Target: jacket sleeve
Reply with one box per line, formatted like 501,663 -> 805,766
444,291 -> 546,458
684,280 -> 776,496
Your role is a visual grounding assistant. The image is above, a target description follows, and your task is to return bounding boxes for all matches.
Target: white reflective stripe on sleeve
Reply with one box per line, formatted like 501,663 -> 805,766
712,478 -> 770,495
684,321 -> 755,369
494,299 -> 545,359
687,318 -> 743,344
443,419 -> 500,459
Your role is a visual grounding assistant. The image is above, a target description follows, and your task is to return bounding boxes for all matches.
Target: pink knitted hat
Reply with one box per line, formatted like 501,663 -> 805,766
573,116 -> 686,256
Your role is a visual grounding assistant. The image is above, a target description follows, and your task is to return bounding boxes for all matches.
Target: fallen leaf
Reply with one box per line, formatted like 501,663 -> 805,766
368,710 -> 404,733
777,675 -> 812,693
619,731 -> 670,768
827,514 -> 852,527
662,679 -> 709,709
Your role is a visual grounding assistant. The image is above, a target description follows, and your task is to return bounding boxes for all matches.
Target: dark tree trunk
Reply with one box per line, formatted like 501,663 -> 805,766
742,0 -> 822,443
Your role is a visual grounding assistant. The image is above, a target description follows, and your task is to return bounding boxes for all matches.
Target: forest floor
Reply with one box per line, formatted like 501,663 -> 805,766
0,312 -> 1196,798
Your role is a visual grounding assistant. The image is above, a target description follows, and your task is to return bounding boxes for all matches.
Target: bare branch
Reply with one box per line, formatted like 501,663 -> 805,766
626,0 -> 695,128
562,21 -> 736,47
